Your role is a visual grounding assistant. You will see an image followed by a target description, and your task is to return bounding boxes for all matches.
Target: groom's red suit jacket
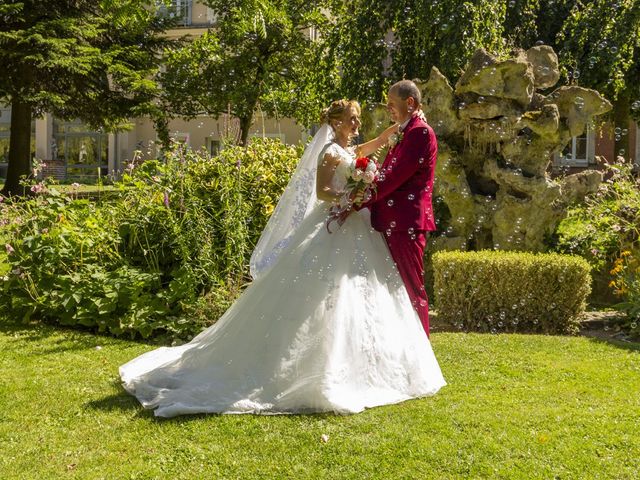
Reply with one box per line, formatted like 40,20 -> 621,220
360,114 -> 437,233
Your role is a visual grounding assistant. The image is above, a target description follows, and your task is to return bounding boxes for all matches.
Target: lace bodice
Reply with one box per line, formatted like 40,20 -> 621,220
321,142 -> 355,193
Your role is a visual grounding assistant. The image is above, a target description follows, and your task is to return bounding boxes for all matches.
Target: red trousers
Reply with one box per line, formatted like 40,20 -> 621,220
385,230 -> 430,337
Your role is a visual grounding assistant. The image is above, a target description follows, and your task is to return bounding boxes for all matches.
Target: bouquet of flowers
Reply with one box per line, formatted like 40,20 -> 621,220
326,157 -> 378,233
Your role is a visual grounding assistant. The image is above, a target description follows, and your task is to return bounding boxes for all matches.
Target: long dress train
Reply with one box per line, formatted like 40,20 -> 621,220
119,142 -> 446,417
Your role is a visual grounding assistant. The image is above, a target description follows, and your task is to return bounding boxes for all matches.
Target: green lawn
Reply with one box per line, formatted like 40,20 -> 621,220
0,321 -> 638,479
0,232 -> 8,275
0,182 -> 118,195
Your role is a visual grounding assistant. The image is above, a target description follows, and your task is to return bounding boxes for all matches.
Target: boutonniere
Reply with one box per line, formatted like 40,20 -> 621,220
388,130 -> 404,149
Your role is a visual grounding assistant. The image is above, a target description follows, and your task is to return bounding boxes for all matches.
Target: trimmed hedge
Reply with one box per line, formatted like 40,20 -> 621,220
432,250 -> 591,334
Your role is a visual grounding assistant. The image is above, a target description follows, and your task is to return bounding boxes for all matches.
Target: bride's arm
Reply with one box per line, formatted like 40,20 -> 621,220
316,152 -> 344,202
355,123 -> 398,158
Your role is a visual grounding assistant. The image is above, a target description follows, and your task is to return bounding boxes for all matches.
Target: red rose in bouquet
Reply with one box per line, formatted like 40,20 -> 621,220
355,157 -> 369,170
326,156 -> 379,233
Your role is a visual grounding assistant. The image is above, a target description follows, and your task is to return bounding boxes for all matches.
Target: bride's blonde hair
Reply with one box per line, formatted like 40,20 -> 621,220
320,99 -> 361,125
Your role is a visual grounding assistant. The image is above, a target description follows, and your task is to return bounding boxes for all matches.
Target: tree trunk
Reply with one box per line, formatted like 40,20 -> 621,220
613,90 -> 631,160
153,112 -> 171,151
1,100 -> 33,197
239,114 -> 253,146
239,64 -> 265,146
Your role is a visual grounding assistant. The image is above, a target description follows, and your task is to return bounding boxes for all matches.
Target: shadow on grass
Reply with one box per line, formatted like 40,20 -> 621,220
585,334 -> 640,352
87,380 -> 342,424
85,380 -> 157,420
0,319 -> 119,354
0,316 -> 169,350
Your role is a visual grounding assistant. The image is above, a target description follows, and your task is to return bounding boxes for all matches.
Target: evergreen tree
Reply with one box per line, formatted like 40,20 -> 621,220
0,0 -> 171,196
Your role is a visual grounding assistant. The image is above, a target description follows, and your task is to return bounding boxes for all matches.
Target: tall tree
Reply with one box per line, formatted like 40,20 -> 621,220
503,0 -> 580,50
0,0 -> 171,196
329,0 -> 640,159
161,0 -> 333,146
557,0 -> 640,156
326,0 -> 509,103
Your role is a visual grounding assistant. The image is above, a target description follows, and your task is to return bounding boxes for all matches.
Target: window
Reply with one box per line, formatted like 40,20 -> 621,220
52,118 -> 108,180
557,125 -> 595,167
158,0 -> 192,27
0,107 -> 36,177
207,138 -> 221,156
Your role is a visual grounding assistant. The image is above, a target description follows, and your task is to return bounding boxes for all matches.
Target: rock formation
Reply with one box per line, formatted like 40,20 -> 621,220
362,45 -> 612,252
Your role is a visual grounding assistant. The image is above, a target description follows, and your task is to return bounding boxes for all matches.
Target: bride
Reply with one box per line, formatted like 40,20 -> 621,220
119,100 -> 446,417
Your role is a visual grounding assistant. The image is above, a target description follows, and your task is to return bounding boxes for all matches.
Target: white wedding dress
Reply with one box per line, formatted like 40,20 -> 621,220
119,134 -> 446,417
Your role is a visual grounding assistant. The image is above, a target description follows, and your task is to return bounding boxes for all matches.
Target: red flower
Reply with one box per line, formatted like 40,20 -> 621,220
355,157 -> 369,170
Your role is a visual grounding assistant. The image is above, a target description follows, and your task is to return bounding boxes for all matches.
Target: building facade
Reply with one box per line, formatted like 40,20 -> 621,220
1,1 -> 638,181
550,119 -> 640,175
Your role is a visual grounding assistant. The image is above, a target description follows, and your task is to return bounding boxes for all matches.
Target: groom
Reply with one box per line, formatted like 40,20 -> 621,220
357,80 -> 438,337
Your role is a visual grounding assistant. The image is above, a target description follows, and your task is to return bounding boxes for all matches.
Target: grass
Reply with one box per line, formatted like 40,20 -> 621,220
0,232 -> 8,276
0,182 -> 118,195
0,320 -> 638,479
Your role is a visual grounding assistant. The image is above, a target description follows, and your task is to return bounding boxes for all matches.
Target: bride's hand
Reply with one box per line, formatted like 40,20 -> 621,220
378,123 -> 399,144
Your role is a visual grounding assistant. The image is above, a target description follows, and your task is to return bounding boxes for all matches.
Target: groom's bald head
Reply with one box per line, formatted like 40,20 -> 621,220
389,80 -> 421,107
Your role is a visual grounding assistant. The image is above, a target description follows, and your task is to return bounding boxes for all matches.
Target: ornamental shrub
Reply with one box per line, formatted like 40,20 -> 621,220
608,251 -> 640,337
432,250 -> 591,334
553,162 -> 640,306
0,138 -> 300,338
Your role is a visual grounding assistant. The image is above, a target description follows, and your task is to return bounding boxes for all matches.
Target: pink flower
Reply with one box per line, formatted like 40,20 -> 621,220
30,182 -> 47,194
5,244 -> 14,254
